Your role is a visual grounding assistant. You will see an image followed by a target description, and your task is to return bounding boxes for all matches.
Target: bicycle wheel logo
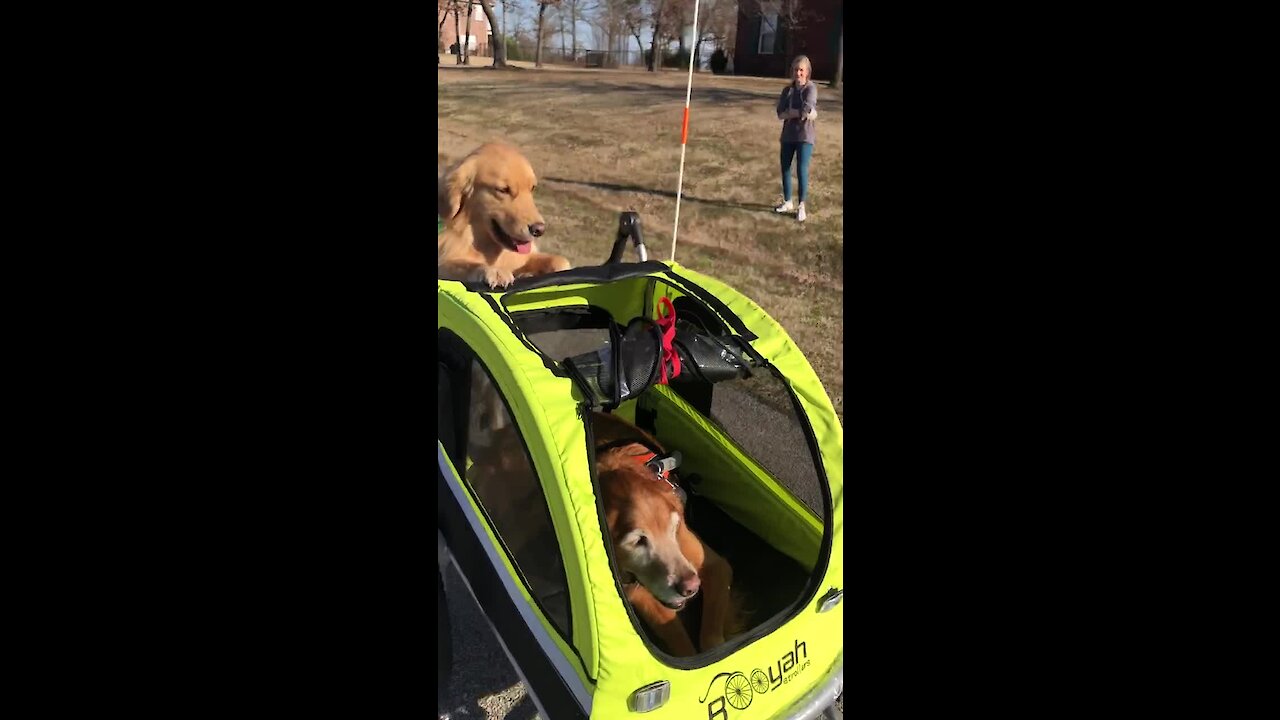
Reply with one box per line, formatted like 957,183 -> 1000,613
696,637 -> 812,719
699,669 -> 768,719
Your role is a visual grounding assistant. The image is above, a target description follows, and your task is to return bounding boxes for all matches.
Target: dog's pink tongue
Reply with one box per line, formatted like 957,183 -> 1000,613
515,240 -> 532,255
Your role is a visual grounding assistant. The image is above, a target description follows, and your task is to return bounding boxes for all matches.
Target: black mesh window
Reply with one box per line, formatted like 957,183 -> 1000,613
464,359 -> 572,638
707,371 -> 824,519
526,327 -> 611,361
514,306 -> 613,361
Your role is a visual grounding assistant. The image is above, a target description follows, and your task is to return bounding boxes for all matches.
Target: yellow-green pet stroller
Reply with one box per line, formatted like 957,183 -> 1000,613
438,213 -> 843,719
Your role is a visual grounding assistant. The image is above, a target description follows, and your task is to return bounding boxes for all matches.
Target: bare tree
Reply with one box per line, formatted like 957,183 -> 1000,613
547,4 -> 563,58
646,0 -> 670,71
505,0 -> 531,59
439,0 -> 450,63
462,0 -> 475,64
447,0 -> 510,65
477,0 -> 508,66
702,0 -> 739,48
650,0 -> 699,70
512,0 -> 526,58
621,0 -> 647,61
593,0 -> 647,65
587,0 -> 619,59
454,0 -> 463,63
590,20 -> 606,52
564,0 -> 594,60
670,0 -> 688,57
689,0 -> 737,72
534,0 -> 563,67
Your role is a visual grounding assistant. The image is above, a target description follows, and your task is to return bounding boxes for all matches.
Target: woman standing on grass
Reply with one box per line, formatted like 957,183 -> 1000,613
774,55 -> 817,223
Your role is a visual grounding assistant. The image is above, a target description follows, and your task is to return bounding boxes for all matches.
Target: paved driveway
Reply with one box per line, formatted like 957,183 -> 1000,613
437,562 -> 540,720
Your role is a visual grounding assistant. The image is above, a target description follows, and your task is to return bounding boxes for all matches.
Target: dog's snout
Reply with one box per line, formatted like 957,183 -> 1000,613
528,222 -> 545,238
676,575 -> 700,598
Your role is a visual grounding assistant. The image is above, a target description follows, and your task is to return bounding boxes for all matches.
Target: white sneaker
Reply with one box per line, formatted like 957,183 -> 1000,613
797,202 -> 807,222
774,200 -> 793,213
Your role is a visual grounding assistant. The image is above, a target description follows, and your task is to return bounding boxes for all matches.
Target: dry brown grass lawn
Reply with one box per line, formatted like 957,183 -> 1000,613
439,65 -> 843,423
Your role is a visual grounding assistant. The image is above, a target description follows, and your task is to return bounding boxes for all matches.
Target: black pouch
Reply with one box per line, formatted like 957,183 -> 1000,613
564,316 -> 664,408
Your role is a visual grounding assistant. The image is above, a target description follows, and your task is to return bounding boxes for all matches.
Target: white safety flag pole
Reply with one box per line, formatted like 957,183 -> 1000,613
670,0 -> 701,262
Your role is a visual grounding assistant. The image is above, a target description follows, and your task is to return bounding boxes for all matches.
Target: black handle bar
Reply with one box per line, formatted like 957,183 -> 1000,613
606,212 -> 647,264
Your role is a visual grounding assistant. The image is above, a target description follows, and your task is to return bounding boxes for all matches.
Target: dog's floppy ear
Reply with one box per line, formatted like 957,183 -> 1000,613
438,156 -> 477,221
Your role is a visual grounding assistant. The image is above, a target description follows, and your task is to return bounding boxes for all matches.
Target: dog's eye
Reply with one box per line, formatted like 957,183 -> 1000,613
633,535 -> 648,548
496,186 -> 511,195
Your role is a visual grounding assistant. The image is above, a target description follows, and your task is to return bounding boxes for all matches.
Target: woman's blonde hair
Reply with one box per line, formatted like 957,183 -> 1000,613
790,55 -> 812,78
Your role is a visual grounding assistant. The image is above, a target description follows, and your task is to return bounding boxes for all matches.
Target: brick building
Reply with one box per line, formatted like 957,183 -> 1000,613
733,0 -> 841,81
438,1 -> 492,57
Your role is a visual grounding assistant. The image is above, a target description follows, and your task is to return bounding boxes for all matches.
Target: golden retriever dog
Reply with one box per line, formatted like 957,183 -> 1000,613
467,362 -> 511,450
591,410 -> 738,656
438,142 -> 571,289
463,368 -> 558,589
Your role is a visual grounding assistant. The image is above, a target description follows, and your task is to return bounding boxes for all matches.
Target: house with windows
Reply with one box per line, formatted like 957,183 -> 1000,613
439,1 -> 492,57
733,0 -> 841,81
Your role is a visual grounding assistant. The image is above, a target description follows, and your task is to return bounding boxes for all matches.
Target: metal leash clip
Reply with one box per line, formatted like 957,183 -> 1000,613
645,450 -> 681,480
645,451 -> 687,507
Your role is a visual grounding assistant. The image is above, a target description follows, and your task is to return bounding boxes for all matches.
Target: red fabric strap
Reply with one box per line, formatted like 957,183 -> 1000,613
654,297 -> 681,385
633,451 -> 669,482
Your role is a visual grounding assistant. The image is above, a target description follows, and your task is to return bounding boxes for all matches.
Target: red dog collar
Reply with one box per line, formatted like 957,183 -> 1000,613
634,450 -> 682,494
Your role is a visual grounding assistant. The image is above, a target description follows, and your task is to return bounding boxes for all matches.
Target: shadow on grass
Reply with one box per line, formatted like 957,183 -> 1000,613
441,73 -> 844,111
437,63 -> 526,72
542,175 -> 774,213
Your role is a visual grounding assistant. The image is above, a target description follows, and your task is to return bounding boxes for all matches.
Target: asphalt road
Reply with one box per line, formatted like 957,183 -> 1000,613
437,561 -> 540,720
438,555 -> 842,720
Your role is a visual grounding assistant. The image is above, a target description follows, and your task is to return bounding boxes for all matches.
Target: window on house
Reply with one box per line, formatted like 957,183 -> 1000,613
758,4 -> 780,55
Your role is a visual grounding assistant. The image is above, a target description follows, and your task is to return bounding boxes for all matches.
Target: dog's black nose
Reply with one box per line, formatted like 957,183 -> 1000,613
529,222 -> 545,238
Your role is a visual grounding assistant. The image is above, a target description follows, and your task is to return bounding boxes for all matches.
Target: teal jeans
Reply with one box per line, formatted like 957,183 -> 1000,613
780,141 -> 814,203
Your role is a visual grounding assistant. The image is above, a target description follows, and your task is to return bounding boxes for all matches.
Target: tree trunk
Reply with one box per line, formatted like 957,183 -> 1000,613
454,4 -> 462,64
536,4 -> 546,67
439,3 -> 449,63
463,0 -> 473,64
648,0 -> 666,71
559,12 -> 566,60
630,29 -> 643,67
480,0 -> 506,66
570,2 -> 578,60
832,28 -> 843,88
